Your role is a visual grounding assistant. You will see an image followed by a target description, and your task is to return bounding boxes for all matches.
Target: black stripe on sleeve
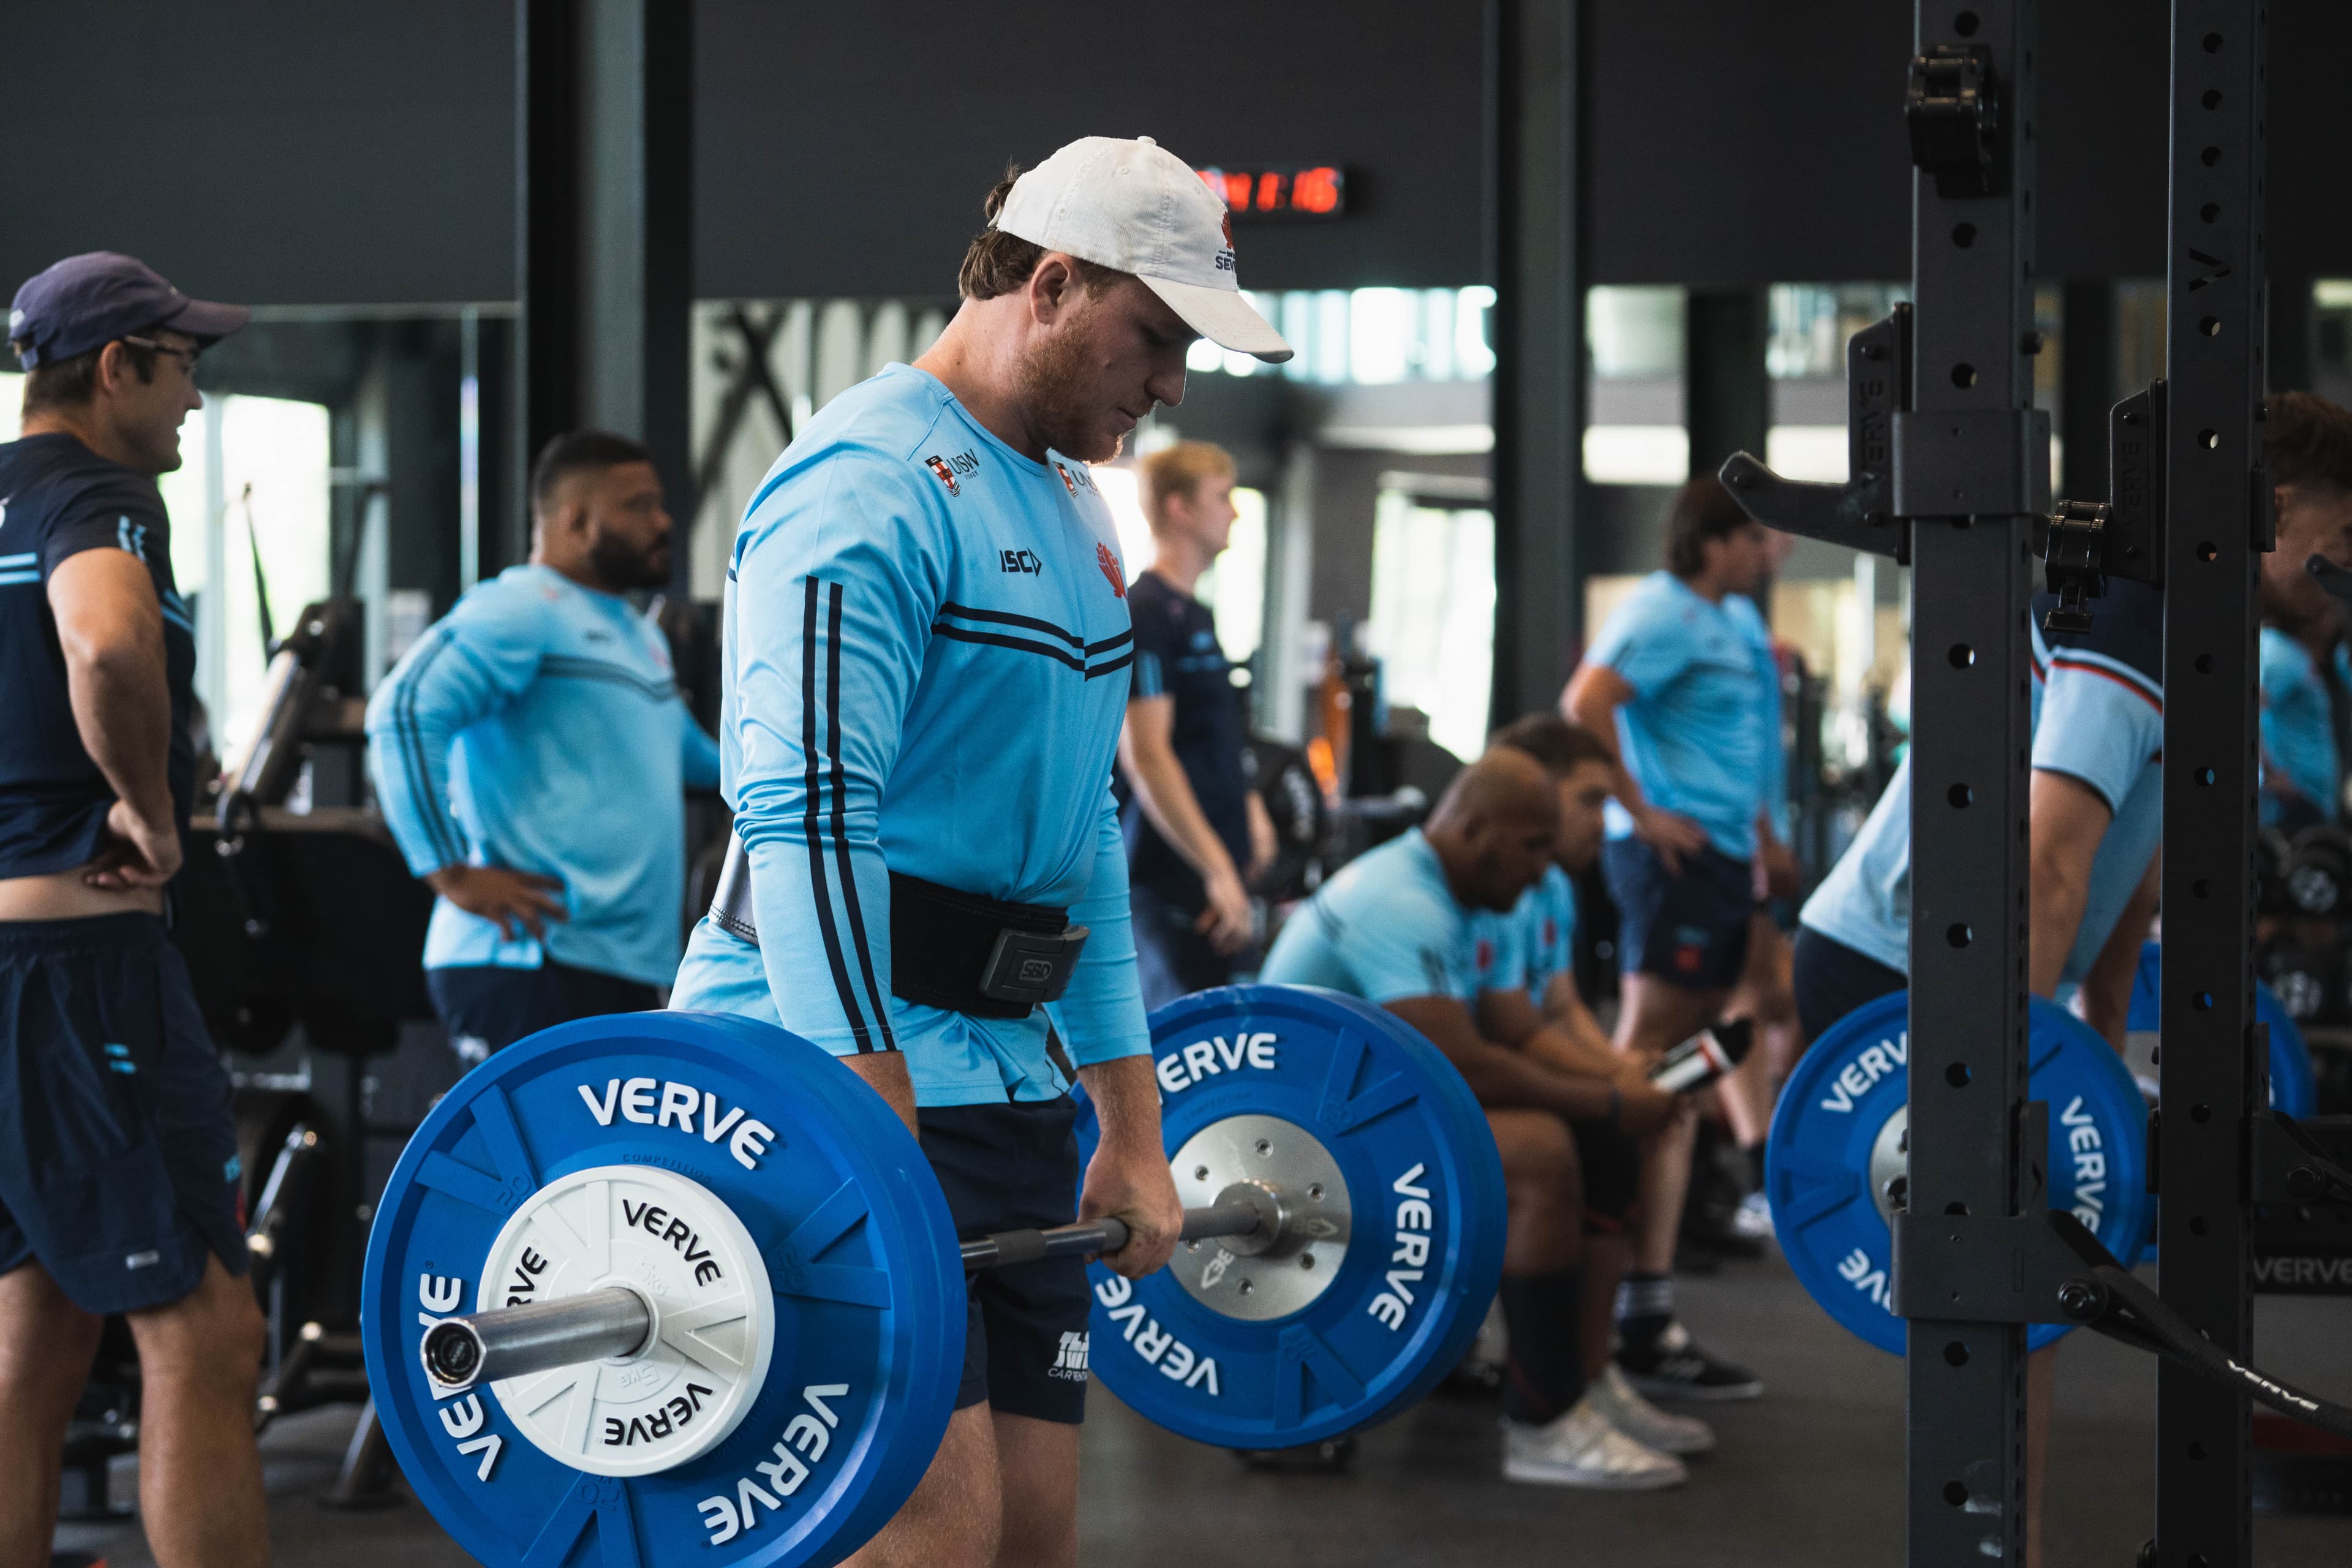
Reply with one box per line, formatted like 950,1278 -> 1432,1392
801,577 -> 872,1050
394,633 -> 470,867
930,622 -> 1088,671
824,581 -> 897,1051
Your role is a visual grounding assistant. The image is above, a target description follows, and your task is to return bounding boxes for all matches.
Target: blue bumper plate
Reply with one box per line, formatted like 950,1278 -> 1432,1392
1768,992 -> 2152,1355
361,1011 -> 963,1568
1075,984 -> 1506,1449
2127,941 -> 2315,1117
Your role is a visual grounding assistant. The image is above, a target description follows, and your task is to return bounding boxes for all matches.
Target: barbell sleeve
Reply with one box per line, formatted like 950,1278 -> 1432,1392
960,1199 -> 1266,1271
421,1286 -> 652,1389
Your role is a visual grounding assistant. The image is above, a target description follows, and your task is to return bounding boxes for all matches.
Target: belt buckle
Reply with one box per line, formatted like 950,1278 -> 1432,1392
979,924 -> 1090,1008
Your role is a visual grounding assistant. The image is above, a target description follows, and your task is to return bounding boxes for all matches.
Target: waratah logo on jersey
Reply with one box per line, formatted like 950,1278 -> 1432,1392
1096,543 -> 1125,599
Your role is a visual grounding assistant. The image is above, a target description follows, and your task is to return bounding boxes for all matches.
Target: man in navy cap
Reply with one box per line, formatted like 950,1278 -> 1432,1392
0,252 -> 270,1566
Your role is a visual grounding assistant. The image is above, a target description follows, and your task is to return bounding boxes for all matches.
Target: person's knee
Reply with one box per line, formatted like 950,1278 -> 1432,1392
131,1258 -> 265,1390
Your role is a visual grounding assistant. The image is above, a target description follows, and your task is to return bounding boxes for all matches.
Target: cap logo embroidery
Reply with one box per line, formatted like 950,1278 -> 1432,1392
1096,543 -> 1126,599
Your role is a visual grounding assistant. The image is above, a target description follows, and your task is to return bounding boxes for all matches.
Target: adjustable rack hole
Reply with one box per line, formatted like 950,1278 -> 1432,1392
2201,145 -> 2223,167
2196,653 -> 2214,673
1951,362 -> 1978,388
1948,643 -> 1975,668
2203,31 -> 2223,51
2191,1103 -> 2212,1124
2199,316 -> 2221,337
2188,1441 -> 2208,1461
2201,201 -> 2222,223
2193,878 -> 2211,899
2195,766 -> 2217,786
2197,540 -> 2218,561
2199,429 -> 2221,450
1943,1341 -> 1970,1367
2190,1216 -> 2210,1237
1953,10 -> 1978,36
1946,1063 -> 1971,1088
2193,990 -> 2214,1011
1943,1481 -> 1969,1507
1948,783 -> 1973,808
2203,89 -> 2223,110
1951,222 -> 1976,249
1946,923 -> 1972,949
1945,1202 -> 1970,1216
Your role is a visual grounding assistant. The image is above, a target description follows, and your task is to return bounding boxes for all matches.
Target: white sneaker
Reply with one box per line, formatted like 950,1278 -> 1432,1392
1591,1362 -> 1717,1455
1732,1190 -> 1775,1241
1502,1392 -> 1687,1490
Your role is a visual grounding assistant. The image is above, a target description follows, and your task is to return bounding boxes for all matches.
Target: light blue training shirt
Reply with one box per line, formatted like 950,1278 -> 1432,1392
1469,862 -> 1577,1004
1588,571 -> 1774,861
1801,586 -> 2162,988
668,364 -> 1150,1107
366,564 -> 722,986
1259,828 -> 1490,1005
2259,625 -> 2345,820
1723,593 -> 1790,842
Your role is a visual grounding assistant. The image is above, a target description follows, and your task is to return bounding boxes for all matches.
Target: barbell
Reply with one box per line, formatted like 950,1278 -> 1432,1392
360,984 -> 1506,1567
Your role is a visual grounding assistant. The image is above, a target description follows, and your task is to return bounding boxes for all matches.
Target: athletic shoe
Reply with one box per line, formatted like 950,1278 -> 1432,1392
1618,1320 -> 1764,1402
1732,1190 -> 1775,1242
1502,1393 -> 1687,1490
1591,1362 -> 1716,1454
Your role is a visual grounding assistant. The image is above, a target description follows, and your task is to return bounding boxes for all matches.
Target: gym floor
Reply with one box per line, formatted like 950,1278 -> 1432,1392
53,1250 -> 2350,1567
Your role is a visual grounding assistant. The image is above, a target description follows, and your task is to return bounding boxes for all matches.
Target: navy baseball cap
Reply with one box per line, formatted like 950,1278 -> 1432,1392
9,252 -> 250,369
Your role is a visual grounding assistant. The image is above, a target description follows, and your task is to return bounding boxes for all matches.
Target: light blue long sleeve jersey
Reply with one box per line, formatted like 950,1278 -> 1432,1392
365,564 -> 722,986
668,364 -> 1150,1107
1588,571 -> 1776,861
2259,625 -> 2346,819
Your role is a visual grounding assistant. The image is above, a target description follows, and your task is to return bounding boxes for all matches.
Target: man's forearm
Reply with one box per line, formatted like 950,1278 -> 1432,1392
1121,736 -> 1240,883
1561,687 -> 1650,816
2027,864 -> 2094,999
1076,1052 -> 1164,1148
843,1051 -> 918,1135
68,644 -> 173,821
1522,1019 -> 1622,1081
1443,1035 -> 1615,1121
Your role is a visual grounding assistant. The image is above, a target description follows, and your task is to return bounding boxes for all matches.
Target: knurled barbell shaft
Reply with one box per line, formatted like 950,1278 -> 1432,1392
421,1200 -> 1268,1389
422,1286 -> 652,1389
958,1198 -> 1265,1270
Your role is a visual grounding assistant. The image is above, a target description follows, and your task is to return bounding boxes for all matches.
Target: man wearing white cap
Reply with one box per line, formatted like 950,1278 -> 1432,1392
672,137 -> 1289,1564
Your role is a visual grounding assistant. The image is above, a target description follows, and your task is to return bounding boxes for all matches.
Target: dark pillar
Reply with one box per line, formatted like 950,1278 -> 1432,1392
1683,288 -> 1768,483
2269,268 -> 2312,393
516,0 -> 694,584
2059,281 -> 2113,498
1487,0 -> 1587,721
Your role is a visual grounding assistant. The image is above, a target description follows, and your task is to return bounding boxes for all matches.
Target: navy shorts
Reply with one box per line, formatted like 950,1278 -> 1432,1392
427,960 -> 661,1065
919,1098 -> 1091,1424
1790,925 -> 1907,1046
1599,838 -> 1755,993
0,914 -> 248,1314
1570,1116 -> 1642,1230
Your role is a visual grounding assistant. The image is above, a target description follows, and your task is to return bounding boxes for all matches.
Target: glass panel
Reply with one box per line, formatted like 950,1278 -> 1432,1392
1583,426 -> 1690,485
1420,289 -> 1457,382
1587,287 -> 1686,379
0,372 -> 20,440
1194,486 -> 1267,665
1348,287 -> 1415,384
1366,492 -> 1495,762
1090,464 -> 1156,582
1312,290 -> 1351,385
214,396 -> 331,742
1455,286 -> 1496,379
1281,292 -> 1316,382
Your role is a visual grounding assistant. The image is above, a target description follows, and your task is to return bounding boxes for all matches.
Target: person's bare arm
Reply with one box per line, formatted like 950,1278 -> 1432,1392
49,549 -> 178,888
1561,662 -> 1707,870
1245,789 -> 1278,881
2076,850 -> 2160,1051
1074,1053 -> 1185,1278
1480,983 -> 1629,1083
2028,769 -> 2117,998
1388,993 -> 1675,1133
843,1051 -> 919,1134
1120,695 -> 1252,951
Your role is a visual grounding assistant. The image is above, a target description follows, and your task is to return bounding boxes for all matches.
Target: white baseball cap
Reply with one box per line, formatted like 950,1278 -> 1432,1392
993,136 -> 1294,363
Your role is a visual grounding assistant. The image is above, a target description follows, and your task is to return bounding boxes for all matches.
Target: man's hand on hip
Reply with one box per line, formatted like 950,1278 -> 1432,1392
427,864 -> 568,940
83,797 -> 181,889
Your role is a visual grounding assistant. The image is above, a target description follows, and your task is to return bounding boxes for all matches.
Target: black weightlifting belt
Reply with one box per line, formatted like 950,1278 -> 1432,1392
709,835 -> 1089,1018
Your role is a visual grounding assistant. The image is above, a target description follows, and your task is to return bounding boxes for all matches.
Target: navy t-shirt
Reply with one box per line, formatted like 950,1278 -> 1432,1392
0,433 -> 197,878
1123,568 -> 1250,908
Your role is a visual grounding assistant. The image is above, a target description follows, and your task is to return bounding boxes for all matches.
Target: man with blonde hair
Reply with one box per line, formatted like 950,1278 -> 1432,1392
1118,440 -> 1275,1008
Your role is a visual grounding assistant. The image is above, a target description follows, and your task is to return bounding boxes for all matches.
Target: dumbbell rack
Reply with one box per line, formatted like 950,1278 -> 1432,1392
1721,2 -> 2352,1562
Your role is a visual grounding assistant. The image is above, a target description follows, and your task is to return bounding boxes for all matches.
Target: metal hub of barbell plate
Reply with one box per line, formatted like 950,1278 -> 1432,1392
470,1163 -> 776,1477
1166,1114 -> 1351,1321
1869,1107 -> 1909,1225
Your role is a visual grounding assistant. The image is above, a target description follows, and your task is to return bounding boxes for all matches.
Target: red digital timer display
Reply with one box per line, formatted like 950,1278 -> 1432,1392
1194,165 -> 1346,219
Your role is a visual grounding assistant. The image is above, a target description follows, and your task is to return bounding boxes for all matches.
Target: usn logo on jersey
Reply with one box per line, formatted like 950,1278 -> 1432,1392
925,450 -> 978,496
1053,461 -> 1095,496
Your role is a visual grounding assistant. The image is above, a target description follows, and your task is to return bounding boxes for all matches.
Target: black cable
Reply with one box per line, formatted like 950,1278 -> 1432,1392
2076,1261 -> 2352,1439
